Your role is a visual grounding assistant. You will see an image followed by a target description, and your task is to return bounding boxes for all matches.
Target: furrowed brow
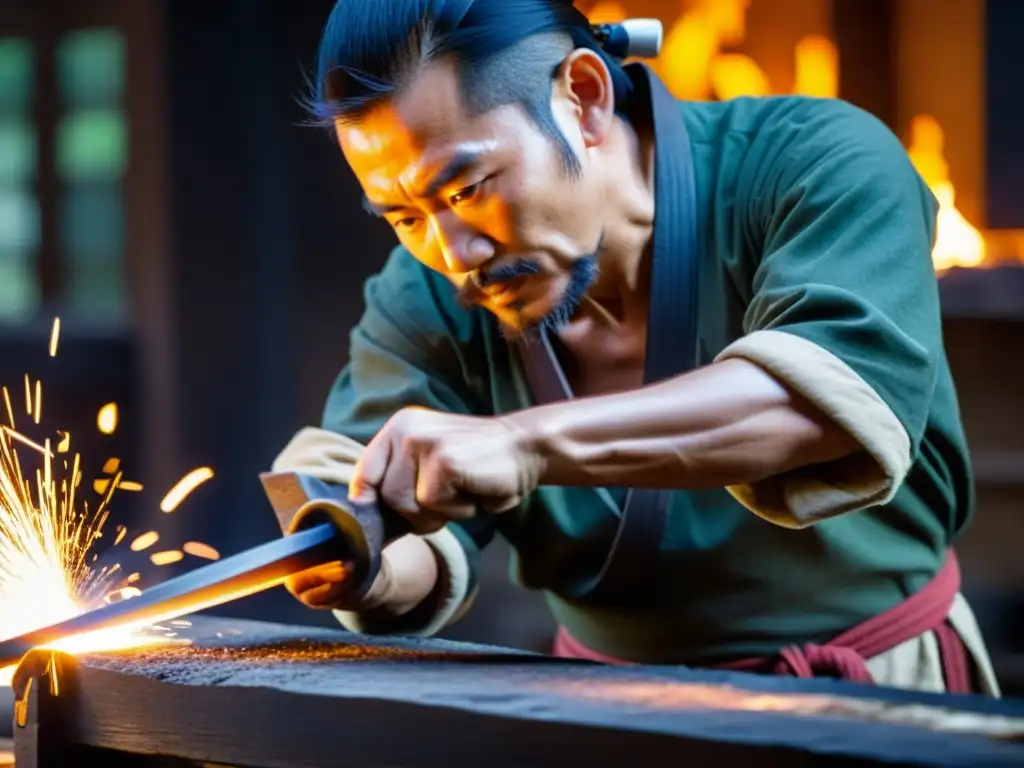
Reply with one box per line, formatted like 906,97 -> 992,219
362,149 -> 485,217
415,150 -> 483,198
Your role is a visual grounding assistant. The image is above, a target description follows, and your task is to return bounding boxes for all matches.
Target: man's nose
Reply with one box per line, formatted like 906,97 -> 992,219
431,212 -> 495,273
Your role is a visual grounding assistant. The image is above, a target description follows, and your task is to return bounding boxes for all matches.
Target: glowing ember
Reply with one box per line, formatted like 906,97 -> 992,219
105,586 -> 143,603
93,477 -> 118,495
130,531 -> 160,552
119,480 -> 144,492
97,403 -> 119,435
160,467 -> 214,513
183,542 -> 221,561
103,458 -> 120,474
48,318 -> 60,358
150,550 -> 184,566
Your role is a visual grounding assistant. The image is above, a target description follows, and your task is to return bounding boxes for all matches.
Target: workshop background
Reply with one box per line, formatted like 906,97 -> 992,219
0,0 -> 1021,694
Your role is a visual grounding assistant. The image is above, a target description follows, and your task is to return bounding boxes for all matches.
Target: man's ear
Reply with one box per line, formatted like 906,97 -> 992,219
551,48 -> 615,149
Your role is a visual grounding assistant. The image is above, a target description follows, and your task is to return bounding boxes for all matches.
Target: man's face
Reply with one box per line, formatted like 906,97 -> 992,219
336,56 -> 607,332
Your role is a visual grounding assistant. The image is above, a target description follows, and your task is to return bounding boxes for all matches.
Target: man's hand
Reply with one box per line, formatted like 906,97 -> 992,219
285,534 -> 438,614
349,407 -> 544,532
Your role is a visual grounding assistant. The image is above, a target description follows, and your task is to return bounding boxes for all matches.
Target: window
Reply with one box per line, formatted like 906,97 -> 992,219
0,26 -> 128,327
56,27 -> 127,320
0,37 -> 39,321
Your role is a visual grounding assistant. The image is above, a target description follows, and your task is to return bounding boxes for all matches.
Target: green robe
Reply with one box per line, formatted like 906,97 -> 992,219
320,93 -> 972,664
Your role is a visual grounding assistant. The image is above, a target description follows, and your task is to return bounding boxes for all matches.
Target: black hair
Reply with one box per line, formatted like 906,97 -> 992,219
307,0 -> 636,176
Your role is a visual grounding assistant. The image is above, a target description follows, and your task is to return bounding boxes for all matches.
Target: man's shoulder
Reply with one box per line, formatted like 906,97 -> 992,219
684,94 -> 900,157
684,95 -> 927,219
688,94 -> 888,140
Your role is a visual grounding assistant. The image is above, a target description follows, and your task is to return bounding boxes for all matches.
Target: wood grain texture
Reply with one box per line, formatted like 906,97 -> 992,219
13,616 -> 1024,768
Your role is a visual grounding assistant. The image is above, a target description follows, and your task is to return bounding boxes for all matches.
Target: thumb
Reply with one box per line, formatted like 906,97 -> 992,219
349,435 -> 391,501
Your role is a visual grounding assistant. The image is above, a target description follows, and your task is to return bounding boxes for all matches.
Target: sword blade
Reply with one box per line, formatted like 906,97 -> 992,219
0,521 -> 339,668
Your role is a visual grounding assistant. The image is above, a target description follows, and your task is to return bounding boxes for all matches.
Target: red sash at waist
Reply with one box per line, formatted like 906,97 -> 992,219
552,551 -> 972,693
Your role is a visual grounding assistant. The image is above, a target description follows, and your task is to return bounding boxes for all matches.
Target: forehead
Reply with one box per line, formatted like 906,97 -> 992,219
335,60 -> 515,194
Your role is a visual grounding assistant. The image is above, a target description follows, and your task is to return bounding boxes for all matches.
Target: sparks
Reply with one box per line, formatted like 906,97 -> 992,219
150,550 -> 184,566
0,321 -> 224,687
160,467 -> 214,513
97,403 -> 118,435
0,419 -> 153,685
130,531 -> 160,552
49,318 -> 61,357
183,542 -> 220,561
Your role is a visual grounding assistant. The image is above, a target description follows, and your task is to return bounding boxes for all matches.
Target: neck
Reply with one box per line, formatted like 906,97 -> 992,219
582,112 -> 656,324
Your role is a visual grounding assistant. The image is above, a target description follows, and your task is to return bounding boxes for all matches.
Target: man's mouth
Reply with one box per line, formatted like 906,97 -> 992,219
483,278 -> 528,307
478,260 -> 542,287
456,259 -> 544,311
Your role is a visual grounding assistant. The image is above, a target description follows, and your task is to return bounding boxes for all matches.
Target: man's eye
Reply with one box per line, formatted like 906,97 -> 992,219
450,182 -> 482,206
394,217 -> 421,230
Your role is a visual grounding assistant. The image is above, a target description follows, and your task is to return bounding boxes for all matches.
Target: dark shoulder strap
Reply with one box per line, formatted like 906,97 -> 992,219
517,64 -> 700,604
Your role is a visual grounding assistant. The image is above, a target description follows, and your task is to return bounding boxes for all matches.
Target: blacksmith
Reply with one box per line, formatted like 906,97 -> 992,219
272,0 -> 1000,696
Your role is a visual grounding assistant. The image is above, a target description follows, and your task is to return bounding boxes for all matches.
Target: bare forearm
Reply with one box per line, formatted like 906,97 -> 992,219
504,358 -> 860,490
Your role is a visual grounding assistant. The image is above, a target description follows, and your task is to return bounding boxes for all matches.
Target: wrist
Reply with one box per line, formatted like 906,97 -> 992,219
498,406 -> 567,486
369,535 -> 439,616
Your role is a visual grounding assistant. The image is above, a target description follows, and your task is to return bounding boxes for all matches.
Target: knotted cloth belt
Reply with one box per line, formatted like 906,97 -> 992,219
553,551 -> 972,693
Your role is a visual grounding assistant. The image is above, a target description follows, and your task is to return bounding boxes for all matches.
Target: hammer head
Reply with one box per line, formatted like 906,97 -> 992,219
258,471 -> 388,599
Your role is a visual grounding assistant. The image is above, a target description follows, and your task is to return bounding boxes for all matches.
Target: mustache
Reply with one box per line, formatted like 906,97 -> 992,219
456,259 -> 542,307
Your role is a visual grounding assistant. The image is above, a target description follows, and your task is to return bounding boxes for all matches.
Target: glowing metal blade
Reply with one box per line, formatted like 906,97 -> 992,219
0,522 -> 339,668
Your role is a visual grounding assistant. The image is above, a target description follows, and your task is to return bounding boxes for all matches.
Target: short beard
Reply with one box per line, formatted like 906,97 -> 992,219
524,255 -> 598,338
457,242 -> 602,341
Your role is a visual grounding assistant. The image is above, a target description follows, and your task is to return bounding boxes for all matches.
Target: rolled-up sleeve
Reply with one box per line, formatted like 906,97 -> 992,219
715,100 -> 942,529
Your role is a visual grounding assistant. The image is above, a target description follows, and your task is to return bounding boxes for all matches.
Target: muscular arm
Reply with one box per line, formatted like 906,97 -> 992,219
506,357 -> 859,491
510,100 -> 942,530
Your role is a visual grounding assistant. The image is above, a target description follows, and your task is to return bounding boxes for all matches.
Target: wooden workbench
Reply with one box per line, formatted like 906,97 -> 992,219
11,616 -> 1024,767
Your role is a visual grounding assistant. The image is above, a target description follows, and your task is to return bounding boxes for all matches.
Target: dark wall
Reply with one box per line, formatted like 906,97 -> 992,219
985,0 -> 1024,228
165,0 -> 396,626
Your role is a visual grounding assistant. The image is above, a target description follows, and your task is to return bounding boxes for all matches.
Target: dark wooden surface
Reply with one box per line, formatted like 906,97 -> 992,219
11,616 -> 1024,768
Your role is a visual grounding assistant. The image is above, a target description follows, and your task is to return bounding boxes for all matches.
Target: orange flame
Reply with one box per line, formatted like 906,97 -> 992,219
585,1 -> 627,25
627,0 -> 988,274
906,115 -> 986,272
